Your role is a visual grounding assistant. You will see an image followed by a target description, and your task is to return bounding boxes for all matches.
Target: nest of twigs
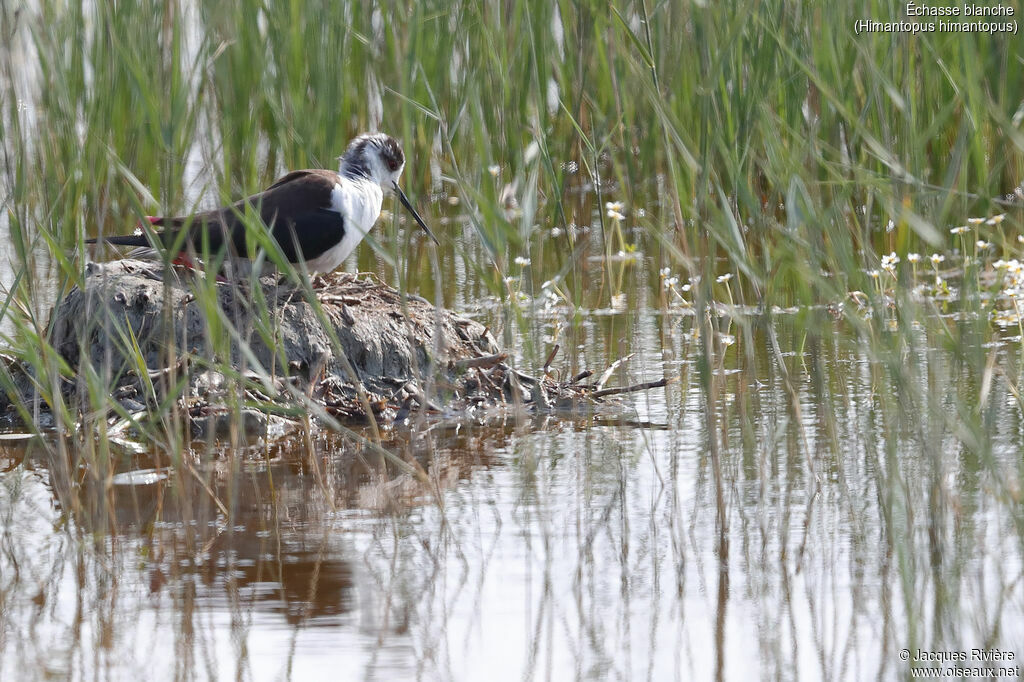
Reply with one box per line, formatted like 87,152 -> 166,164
0,260 -> 668,438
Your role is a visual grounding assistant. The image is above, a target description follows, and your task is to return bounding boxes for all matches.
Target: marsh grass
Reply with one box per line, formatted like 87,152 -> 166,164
0,0 -> 1023,679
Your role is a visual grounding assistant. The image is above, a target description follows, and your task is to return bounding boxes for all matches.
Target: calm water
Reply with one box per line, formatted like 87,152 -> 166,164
2,264 -> 1023,680
2,0 -> 1022,678
1,136 -> 1022,678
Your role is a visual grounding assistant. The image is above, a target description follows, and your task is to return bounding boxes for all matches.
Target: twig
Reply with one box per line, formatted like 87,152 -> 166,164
596,353 -> 634,390
475,366 -> 500,393
592,377 -> 670,398
571,370 -> 594,384
318,294 -> 362,306
185,460 -> 230,518
543,345 -> 560,375
141,356 -> 189,380
454,352 -> 507,369
509,368 -> 539,385
403,381 -> 442,412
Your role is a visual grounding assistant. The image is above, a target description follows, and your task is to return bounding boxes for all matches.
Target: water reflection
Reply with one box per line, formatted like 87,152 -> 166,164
2,307 -> 1024,679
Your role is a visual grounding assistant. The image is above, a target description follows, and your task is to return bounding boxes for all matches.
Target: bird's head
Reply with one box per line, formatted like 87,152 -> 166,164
339,133 -> 405,189
339,133 -> 439,246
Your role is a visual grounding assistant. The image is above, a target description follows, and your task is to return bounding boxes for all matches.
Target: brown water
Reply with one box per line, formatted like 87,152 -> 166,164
2,272 -> 1023,680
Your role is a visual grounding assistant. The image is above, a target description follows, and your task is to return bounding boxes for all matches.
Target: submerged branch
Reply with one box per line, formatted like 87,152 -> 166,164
592,377 -> 671,398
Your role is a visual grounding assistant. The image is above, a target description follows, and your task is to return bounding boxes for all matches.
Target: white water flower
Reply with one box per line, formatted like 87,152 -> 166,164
930,253 -> 945,265
950,225 -> 970,235
716,273 -> 733,284
987,214 -> 1006,226
488,165 -> 500,177
907,253 -> 920,263
514,256 -> 531,266
880,252 -> 900,271
967,217 -> 986,225
605,200 -> 624,213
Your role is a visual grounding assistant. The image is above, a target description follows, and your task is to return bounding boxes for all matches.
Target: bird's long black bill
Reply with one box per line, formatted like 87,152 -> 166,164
394,182 -> 439,245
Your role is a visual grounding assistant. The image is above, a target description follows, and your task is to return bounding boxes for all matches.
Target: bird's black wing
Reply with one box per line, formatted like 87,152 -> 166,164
252,170 -> 345,262
269,208 -> 347,263
98,170 -> 345,259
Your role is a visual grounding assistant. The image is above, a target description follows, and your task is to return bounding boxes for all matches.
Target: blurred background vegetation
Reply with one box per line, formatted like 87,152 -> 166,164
3,0 -> 1020,308
1,1 -> 1023,679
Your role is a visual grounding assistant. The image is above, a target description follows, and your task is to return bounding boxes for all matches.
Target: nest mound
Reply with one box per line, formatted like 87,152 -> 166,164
0,260 -> 664,437
51,260 -> 497,392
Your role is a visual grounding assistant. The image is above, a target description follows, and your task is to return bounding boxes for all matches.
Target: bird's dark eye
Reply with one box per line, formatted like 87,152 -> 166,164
386,156 -> 401,172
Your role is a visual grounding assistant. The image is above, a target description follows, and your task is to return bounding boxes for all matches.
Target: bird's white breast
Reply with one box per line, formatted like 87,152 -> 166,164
304,179 -> 383,273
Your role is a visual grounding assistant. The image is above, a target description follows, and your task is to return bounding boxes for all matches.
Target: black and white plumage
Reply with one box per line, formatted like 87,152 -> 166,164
87,133 -> 437,273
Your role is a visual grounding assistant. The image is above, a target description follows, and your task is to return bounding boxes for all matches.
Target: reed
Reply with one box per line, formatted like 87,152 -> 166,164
0,0 -> 1022,678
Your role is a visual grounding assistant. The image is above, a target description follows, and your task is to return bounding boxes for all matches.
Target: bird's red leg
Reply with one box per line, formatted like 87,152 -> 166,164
170,253 -> 228,282
171,253 -> 198,270
133,216 -> 161,231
